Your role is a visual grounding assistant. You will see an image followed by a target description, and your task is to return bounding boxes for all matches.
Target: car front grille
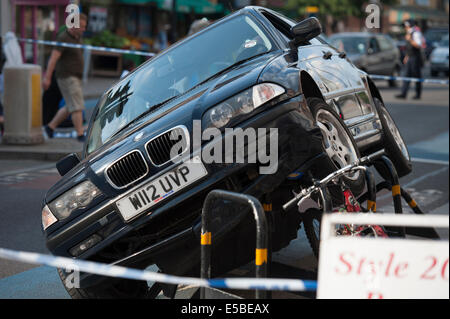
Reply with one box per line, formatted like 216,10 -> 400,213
106,151 -> 148,188
146,126 -> 189,166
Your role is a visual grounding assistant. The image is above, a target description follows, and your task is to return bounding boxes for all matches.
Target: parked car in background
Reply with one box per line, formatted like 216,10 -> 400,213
424,27 -> 449,60
430,34 -> 449,77
329,32 -> 402,87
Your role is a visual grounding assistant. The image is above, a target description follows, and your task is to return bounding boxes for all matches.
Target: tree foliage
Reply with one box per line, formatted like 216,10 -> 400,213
284,0 -> 398,19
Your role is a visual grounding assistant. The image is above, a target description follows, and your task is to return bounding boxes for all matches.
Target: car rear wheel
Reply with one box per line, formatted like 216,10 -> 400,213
373,97 -> 412,178
308,97 -> 365,196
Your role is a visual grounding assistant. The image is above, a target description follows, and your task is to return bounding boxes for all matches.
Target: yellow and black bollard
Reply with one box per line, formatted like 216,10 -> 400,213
200,190 -> 269,299
263,193 -> 274,299
377,156 -> 405,237
364,169 -> 377,212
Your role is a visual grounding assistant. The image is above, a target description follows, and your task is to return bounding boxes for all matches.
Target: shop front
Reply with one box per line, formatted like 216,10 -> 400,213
11,0 -> 71,65
78,0 -> 227,75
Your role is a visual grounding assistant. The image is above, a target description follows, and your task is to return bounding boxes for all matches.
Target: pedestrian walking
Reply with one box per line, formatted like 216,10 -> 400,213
43,13 -> 88,142
396,19 -> 426,100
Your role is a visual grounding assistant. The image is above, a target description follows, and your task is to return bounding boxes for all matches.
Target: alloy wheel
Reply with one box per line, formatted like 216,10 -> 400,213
315,109 -> 360,181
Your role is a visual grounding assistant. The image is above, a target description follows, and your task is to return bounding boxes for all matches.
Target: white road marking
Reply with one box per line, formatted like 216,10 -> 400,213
411,157 -> 449,165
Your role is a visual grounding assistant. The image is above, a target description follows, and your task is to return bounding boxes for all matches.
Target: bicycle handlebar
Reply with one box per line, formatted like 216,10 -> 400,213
282,149 -> 385,211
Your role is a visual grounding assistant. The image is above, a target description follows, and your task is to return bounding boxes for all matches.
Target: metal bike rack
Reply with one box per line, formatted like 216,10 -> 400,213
359,154 -> 440,239
285,149 -> 440,240
200,189 -> 269,299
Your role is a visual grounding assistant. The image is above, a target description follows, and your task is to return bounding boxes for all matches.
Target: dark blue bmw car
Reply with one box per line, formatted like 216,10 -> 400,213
42,7 -> 411,298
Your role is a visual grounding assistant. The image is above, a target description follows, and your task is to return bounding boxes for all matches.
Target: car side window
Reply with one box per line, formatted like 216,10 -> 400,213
260,11 -> 293,43
260,10 -> 323,47
369,37 -> 380,54
377,35 -> 393,51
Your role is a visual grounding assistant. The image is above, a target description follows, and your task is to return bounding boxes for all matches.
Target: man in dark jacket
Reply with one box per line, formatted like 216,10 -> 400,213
396,19 -> 425,100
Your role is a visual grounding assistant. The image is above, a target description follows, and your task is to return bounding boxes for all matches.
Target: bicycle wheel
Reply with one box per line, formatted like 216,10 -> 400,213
304,210 -> 391,259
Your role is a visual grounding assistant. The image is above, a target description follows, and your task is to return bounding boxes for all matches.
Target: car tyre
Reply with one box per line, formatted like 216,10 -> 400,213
373,97 -> 412,178
308,97 -> 365,197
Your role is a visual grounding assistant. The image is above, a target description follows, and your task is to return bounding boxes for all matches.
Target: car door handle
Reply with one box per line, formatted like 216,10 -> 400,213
322,51 -> 333,60
339,51 -> 347,59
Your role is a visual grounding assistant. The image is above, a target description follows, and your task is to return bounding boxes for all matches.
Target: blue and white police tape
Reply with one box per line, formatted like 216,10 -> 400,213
0,247 -> 317,292
17,37 -> 450,86
369,74 -> 449,85
19,38 -> 155,58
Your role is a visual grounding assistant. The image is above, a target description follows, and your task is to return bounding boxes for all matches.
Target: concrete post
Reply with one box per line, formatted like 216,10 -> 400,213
2,64 -> 44,145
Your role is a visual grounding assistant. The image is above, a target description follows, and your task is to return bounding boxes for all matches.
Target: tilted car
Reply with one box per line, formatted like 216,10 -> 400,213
42,7 -> 411,298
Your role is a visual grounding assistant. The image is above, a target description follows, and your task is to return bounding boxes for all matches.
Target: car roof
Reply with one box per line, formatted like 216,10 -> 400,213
330,32 -> 382,38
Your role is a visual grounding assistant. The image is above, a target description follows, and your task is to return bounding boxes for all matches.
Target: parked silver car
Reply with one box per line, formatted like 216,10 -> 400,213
329,32 -> 402,87
430,34 -> 449,77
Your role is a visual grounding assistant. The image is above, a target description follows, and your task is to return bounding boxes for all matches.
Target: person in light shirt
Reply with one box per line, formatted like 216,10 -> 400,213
396,19 -> 426,100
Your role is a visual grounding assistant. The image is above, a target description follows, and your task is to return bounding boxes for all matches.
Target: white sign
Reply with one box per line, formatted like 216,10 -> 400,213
317,214 -> 449,299
89,7 -> 108,33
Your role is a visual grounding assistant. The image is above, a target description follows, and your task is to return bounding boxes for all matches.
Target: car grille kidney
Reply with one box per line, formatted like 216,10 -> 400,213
106,151 -> 148,188
146,126 -> 189,166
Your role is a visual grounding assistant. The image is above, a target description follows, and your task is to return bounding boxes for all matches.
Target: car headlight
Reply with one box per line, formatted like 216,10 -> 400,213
42,205 -> 58,231
202,83 -> 285,129
47,180 -> 102,220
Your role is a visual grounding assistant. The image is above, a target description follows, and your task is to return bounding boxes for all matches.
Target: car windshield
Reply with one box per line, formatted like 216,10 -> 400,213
87,14 -> 274,155
330,36 -> 367,54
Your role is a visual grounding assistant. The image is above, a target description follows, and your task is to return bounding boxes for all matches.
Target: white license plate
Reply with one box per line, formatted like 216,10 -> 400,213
116,157 -> 207,221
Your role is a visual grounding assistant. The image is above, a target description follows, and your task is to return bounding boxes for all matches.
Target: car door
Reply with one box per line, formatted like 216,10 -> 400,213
376,35 -> 398,74
365,37 -> 383,74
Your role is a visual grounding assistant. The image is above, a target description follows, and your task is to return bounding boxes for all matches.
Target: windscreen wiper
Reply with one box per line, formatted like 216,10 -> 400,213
195,52 -> 269,88
110,95 -> 179,139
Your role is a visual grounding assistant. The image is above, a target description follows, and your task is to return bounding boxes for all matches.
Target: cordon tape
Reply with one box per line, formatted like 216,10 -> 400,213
19,38 -> 450,85
0,247 -> 317,292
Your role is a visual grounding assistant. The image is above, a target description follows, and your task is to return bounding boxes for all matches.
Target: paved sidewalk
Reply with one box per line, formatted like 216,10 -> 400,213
0,137 -> 83,162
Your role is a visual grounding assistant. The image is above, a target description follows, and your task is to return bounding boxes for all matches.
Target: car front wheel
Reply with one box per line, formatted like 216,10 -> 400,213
308,97 -> 365,196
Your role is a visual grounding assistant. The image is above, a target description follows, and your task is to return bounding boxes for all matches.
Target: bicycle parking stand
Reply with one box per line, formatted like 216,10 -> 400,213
375,155 -> 406,237
359,154 -> 440,239
373,182 -> 441,239
200,190 -> 269,299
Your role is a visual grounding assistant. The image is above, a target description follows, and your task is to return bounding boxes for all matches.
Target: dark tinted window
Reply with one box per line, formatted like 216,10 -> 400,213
330,36 -> 368,54
369,37 -> 380,53
377,35 -> 394,51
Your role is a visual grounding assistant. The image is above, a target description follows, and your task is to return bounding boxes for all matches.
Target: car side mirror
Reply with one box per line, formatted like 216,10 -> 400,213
56,153 -> 80,176
290,17 -> 322,46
